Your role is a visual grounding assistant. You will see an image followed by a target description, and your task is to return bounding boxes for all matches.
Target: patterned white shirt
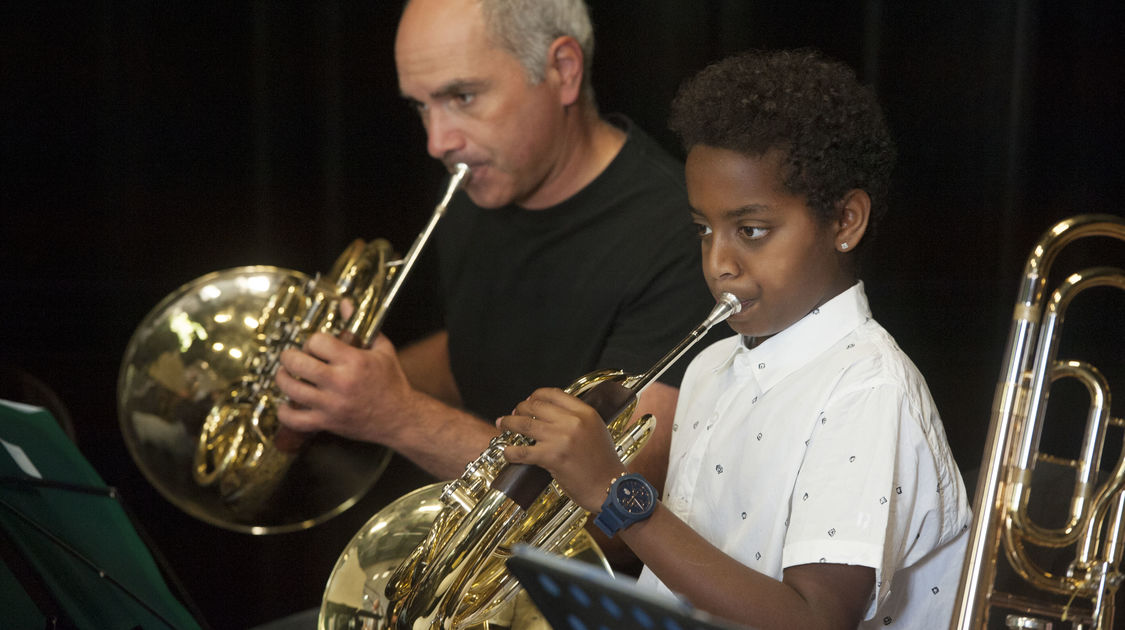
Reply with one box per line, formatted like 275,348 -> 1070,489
636,282 -> 972,628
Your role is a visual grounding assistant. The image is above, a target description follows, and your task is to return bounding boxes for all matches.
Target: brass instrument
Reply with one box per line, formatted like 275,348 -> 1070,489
319,293 -> 741,630
117,164 -> 470,534
952,214 -> 1125,629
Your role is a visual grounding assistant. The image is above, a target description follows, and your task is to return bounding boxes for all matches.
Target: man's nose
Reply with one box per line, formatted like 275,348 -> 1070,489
425,108 -> 465,160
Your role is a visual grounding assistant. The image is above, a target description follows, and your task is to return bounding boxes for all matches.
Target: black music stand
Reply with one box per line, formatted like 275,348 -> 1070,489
506,544 -> 748,630
0,399 -> 205,630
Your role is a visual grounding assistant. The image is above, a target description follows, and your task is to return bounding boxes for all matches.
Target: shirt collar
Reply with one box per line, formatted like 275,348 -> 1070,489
711,282 -> 872,392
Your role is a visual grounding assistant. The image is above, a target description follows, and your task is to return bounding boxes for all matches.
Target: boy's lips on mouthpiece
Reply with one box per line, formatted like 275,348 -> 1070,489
734,297 -> 759,316
722,293 -> 750,306
718,293 -> 755,316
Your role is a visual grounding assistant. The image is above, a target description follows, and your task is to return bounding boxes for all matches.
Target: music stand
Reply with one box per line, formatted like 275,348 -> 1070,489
506,544 -> 748,630
0,399 -> 205,629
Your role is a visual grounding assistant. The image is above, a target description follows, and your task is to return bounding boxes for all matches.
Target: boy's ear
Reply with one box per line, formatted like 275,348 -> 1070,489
546,35 -> 584,107
835,189 -> 871,252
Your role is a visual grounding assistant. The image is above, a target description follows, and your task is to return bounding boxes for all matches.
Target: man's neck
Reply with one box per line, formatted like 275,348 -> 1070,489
519,107 -> 626,210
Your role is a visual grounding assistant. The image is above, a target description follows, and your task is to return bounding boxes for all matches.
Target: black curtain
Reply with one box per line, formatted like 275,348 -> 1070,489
3,1 -> 1124,627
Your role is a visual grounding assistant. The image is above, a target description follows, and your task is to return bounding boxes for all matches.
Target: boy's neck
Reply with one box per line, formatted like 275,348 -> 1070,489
739,280 -> 861,351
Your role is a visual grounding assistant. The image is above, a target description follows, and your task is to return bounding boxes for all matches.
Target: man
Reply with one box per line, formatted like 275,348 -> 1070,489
276,0 -> 717,505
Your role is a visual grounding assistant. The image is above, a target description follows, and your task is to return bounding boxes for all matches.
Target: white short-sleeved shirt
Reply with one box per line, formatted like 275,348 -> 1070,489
636,282 -> 972,628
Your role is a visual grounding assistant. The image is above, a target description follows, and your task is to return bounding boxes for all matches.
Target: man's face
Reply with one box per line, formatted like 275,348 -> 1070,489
686,144 -> 850,340
395,0 -> 566,209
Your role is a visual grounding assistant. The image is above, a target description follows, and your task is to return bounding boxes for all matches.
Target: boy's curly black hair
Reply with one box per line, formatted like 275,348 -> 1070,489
669,49 -> 897,234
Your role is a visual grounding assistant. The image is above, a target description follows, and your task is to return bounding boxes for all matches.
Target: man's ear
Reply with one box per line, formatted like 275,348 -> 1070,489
835,189 -> 871,252
546,35 -> 584,107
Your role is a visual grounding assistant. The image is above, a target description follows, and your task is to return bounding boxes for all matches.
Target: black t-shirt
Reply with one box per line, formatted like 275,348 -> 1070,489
436,117 -> 723,421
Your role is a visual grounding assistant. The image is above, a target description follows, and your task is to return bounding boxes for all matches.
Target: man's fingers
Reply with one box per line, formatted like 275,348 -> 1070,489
339,297 -> 356,321
501,443 -> 529,464
303,332 -> 349,362
282,343 -> 344,388
497,414 -> 538,438
276,365 -> 329,410
276,403 -> 325,433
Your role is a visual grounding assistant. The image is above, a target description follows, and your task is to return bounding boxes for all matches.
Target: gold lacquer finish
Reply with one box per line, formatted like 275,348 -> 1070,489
117,164 -> 470,534
952,214 -> 1125,629
319,294 -> 741,629
319,482 -> 604,630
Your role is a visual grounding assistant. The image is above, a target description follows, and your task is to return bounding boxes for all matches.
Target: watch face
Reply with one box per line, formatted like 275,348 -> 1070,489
616,477 -> 654,514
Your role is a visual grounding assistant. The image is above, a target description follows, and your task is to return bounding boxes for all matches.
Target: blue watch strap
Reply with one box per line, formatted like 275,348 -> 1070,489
593,472 -> 655,538
594,504 -> 625,537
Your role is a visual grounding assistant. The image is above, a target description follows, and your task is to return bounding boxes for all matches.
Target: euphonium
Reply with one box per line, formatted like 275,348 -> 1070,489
117,164 -> 470,534
952,214 -> 1125,629
319,292 -> 740,630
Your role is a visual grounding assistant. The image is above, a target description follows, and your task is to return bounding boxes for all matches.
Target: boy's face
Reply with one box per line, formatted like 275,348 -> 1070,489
686,144 -> 853,340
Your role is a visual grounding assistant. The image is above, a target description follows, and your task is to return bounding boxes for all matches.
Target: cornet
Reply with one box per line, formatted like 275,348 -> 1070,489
117,164 -> 469,534
319,292 -> 740,630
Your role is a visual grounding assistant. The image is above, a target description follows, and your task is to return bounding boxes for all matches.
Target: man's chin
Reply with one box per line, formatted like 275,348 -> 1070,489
464,186 -> 513,210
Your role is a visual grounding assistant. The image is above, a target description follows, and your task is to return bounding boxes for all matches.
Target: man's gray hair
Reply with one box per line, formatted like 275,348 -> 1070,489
479,0 -> 596,104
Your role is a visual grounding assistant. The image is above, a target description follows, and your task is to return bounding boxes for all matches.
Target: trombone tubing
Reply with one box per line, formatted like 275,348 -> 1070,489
951,213 -> 1125,629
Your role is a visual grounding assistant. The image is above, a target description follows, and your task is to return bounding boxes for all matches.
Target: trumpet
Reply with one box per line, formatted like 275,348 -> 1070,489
952,214 -> 1125,629
319,292 -> 740,630
117,164 -> 470,534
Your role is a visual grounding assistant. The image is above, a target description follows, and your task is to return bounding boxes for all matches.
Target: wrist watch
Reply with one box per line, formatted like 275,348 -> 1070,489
593,472 -> 657,538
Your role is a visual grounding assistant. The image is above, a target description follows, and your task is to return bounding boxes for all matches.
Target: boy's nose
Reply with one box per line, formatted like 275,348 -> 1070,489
707,240 -> 741,279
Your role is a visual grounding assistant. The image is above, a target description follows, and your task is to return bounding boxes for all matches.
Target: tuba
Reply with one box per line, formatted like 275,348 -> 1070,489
117,164 -> 470,534
319,293 -> 741,630
952,214 -> 1125,629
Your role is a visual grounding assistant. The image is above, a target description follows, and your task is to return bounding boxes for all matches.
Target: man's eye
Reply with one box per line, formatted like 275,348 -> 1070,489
455,92 -> 475,106
693,223 -> 712,238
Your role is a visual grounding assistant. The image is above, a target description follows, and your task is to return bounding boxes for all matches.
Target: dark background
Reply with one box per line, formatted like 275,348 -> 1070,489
3,1 -> 1125,628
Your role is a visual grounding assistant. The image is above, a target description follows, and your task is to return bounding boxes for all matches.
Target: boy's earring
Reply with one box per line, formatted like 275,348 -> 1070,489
839,242 -> 849,251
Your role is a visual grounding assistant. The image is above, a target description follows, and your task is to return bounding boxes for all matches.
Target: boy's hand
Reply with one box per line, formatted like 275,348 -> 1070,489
497,387 -> 627,512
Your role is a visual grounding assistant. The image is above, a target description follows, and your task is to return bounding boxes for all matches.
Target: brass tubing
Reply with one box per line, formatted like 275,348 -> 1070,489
952,214 -> 1125,629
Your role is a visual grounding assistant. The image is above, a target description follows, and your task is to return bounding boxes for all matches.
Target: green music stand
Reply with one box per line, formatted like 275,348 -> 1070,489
0,399 -> 205,629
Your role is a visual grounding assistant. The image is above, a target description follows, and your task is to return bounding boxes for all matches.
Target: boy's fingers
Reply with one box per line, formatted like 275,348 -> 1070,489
528,387 -> 590,414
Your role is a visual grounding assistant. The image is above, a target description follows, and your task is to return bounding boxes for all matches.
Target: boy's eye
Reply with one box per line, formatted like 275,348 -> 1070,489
693,223 -> 712,238
740,226 -> 769,240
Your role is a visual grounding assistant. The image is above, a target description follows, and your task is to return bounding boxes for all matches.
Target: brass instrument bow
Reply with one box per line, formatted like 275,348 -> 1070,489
952,214 -> 1125,629
117,164 -> 470,534
319,293 -> 740,630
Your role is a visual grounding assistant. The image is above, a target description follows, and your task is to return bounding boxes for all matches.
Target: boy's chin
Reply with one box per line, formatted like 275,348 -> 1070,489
726,321 -> 768,338
725,318 -> 786,342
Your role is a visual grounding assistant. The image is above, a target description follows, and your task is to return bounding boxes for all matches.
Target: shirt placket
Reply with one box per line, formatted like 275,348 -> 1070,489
669,352 -> 762,514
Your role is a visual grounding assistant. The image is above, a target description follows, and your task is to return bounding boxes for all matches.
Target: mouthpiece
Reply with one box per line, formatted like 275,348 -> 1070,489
703,292 -> 741,329
452,162 -> 470,181
435,163 -> 471,210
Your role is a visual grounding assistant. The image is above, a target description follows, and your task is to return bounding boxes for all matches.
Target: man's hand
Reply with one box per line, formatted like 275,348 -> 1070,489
276,332 -> 417,445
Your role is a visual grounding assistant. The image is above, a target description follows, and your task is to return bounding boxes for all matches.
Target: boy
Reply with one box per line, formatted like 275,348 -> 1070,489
497,49 -> 972,629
